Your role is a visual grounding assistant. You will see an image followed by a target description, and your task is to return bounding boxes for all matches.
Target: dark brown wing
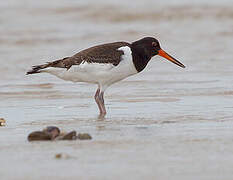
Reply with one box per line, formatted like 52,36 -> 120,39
26,41 -> 130,75
63,41 -> 131,69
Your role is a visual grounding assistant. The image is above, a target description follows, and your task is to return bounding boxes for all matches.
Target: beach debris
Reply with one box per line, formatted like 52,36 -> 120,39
54,130 -> 78,140
28,131 -> 51,141
54,153 -> 73,159
55,153 -> 62,159
28,126 -> 61,141
0,118 -> 6,126
27,126 -> 92,141
61,131 -> 77,140
43,126 -> 60,140
77,133 -> 92,140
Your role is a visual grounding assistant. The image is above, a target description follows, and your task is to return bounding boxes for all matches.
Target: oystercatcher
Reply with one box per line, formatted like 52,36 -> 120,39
27,37 -> 185,117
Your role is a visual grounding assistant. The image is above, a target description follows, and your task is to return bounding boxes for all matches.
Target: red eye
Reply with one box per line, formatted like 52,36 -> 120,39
152,42 -> 157,47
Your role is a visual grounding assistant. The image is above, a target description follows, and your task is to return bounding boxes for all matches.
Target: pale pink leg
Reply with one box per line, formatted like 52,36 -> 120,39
94,88 -> 106,116
94,88 -> 102,113
99,92 -> 106,116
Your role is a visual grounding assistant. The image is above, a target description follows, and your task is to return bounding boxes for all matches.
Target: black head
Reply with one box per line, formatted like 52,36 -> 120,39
132,37 -> 161,57
131,37 -> 185,72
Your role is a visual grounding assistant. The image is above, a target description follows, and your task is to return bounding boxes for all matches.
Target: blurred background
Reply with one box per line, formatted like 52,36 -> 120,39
1,0 -> 233,82
0,0 -> 233,179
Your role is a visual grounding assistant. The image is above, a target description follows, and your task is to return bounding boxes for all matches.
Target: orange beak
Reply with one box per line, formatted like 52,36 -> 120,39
158,49 -> 185,68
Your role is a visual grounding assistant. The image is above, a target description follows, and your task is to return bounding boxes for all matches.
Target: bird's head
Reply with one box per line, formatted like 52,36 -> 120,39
132,37 -> 185,68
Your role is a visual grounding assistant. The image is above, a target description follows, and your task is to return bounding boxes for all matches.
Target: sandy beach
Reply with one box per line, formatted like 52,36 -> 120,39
0,0 -> 233,179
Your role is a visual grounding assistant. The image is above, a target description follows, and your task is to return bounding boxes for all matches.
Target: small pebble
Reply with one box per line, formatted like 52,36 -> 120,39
62,131 -> 77,140
43,126 -> 60,140
28,127 -> 92,141
28,131 -> 52,141
77,133 -> 92,140
0,118 -> 6,126
55,153 -> 72,159
55,153 -> 62,159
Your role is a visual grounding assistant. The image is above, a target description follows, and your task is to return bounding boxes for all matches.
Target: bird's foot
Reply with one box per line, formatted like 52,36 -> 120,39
98,112 -> 106,120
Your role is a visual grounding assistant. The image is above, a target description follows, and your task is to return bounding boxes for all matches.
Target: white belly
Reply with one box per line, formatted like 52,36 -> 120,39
43,46 -> 138,86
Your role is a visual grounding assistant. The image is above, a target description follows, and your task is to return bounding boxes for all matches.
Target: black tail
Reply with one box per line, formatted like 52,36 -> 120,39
26,63 -> 50,75
26,57 -> 70,75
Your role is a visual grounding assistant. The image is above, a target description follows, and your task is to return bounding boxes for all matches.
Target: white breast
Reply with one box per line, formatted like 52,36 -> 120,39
42,46 -> 138,88
109,46 -> 138,82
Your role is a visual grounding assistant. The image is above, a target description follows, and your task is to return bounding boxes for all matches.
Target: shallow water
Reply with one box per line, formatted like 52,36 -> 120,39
0,0 -> 233,179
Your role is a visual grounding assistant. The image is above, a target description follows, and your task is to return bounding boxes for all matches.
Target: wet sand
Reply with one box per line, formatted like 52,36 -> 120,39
0,0 -> 233,179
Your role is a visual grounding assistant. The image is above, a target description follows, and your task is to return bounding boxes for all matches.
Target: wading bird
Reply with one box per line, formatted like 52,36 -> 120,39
27,37 -> 185,117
